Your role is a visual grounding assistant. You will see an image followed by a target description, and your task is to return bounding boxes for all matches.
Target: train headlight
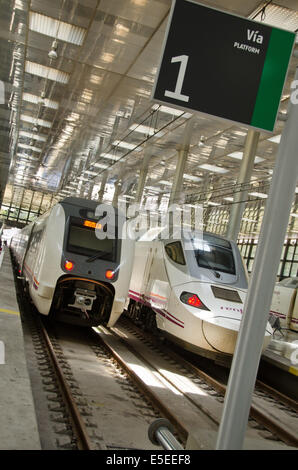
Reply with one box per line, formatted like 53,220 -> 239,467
180,292 -> 210,311
105,269 -> 115,280
64,260 -> 74,271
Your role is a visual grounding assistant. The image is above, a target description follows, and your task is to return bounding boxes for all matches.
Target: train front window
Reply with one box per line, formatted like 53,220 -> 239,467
192,236 -> 235,275
67,220 -> 116,261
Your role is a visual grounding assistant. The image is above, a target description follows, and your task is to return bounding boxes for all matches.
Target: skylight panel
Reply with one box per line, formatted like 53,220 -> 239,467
29,12 -> 86,46
25,61 -> 69,84
250,3 -> 298,41
227,151 -> 265,164
267,134 -> 281,144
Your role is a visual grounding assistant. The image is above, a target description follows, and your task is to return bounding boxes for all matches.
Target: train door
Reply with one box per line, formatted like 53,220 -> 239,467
145,242 -> 171,311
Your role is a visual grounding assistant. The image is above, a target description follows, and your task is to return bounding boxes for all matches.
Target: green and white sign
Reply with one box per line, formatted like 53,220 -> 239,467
152,0 -> 296,132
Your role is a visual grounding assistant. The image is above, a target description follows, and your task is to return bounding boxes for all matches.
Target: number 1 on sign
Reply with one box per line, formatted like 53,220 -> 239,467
165,55 -> 190,102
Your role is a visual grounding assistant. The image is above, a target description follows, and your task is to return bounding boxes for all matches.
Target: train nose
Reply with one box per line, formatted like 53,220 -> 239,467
201,317 -> 272,355
201,317 -> 240,355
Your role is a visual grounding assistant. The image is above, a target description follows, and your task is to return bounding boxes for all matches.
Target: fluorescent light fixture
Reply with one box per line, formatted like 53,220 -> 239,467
112,140 -> 142,151
18,143 -> 42,152
16,162 -> 36,168
101,52 -> 115,63
129,123 -> 165,138
184,174 -> 202,182
29,12 -> 86,45
84,170 -> 98,176
94,162 -> 109,169
19,131 -> 47,142
146,186 -> 162,192
25,60 -> 69,84
224,197 -> 234,201
199,163 -> 229,174
160,180 -> 172,186
290,213 -> 298,218
207,201 -> 220,206
227,151 -> 264,164
17,153 -> 38,161
129,124 -> 155,136
249,192 -> 268,199
21,114 -> 52,128
22,92 -> 59,109
100,153 -> 121,161
267,134 -> 281,144
152,104 -> 184,116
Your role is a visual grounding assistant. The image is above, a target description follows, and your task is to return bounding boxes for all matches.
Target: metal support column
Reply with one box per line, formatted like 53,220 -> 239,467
168,118 -> 194,206
216,67 -> 298,450
135,167 -> 148,205
226,129 -> 260,241
135,152 -> 151,205
112,180 -> 121,206
86,182 -> 94,199
97,173 -> 107,202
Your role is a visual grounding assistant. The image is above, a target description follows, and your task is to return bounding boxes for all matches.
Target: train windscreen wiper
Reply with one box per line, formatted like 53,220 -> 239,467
196,253 -> 221,278
86,251 -> 111,263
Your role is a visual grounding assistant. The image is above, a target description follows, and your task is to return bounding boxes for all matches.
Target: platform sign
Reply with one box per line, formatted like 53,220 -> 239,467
152,0 -> 296,132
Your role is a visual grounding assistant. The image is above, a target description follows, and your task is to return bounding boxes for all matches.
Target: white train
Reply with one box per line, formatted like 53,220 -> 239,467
10,197 -> 135,327
126,228 -> 273,360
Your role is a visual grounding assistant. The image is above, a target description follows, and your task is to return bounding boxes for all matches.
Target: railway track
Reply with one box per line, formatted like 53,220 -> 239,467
94,317 -> 298,450
12,239 -> 298,450
17,265 -> 297,451
22,310 -> 165,450
23,310 -> 298,450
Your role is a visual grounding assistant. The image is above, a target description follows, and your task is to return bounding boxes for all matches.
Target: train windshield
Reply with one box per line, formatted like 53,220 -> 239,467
67,219 -> 116,261
192,234 -> 235,275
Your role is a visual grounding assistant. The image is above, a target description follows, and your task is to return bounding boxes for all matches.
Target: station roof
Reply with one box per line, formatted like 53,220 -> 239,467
0,0 -> 298,226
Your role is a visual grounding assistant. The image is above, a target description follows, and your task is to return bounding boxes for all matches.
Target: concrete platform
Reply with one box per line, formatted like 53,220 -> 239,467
0,247 -> 41,449
259,328 -> 298,401
262,329 -> 298,377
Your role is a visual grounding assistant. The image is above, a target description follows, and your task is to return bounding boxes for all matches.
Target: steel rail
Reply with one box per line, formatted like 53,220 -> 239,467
94,326 -> 189,443
110,319 -> 298,448
38,318 -> 93,450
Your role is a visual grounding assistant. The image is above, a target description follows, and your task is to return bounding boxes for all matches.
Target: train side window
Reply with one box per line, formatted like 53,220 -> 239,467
165,242 -> 186,265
